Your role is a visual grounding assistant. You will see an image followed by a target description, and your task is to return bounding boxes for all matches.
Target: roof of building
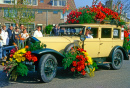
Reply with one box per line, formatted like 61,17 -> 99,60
0,0 -> 76,10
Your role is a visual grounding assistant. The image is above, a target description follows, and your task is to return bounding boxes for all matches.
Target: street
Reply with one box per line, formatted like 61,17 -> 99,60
0,60 -> 130,88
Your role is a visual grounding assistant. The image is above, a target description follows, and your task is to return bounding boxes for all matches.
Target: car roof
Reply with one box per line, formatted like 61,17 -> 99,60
60,24 -> 121,29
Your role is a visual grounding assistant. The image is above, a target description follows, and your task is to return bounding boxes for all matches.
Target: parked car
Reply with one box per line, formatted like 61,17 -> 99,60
29,24 -> 129,82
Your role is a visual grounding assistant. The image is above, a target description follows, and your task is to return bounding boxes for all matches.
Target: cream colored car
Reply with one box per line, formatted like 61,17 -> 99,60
32,24 -> 129,82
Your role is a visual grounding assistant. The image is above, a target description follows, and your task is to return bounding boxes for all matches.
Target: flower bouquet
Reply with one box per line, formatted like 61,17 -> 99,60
3,40 -> 46,81
62,47 -> 98,76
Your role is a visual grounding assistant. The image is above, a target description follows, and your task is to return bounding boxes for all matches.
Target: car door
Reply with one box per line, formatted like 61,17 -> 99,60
84,27 -> 100,58
99,27 -> 113,57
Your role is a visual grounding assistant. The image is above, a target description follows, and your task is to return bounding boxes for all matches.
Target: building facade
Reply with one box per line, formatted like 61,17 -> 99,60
0,0 -> 76,33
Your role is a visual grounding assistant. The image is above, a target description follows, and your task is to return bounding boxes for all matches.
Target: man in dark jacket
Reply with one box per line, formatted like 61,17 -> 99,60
7,26 -> 16,45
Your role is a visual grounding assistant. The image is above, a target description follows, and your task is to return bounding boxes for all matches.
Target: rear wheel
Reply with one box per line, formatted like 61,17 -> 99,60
110,49 -> 124,70
38,54 -> 57,82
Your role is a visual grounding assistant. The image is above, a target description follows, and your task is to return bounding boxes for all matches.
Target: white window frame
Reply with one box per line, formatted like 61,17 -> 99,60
0,0 -> 16,4
24,0 -> 38,6
52,0 -> 67,6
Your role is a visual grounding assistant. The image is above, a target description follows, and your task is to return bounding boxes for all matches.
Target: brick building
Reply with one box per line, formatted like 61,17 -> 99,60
0,0 -> 76,33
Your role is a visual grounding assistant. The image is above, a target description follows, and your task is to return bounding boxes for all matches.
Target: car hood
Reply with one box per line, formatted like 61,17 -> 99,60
36,36 -> 80,43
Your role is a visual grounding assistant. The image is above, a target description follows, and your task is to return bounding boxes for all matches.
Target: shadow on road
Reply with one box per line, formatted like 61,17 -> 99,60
0,65 -> 111,86
0,71 -> 10,87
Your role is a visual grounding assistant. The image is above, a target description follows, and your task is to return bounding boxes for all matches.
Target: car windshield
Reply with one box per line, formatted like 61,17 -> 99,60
56,26 -> 85,36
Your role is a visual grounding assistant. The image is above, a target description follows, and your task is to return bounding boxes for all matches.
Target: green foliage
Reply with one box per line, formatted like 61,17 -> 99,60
2,0 -> 35,26
62,52 -> 77,69
92,62 -> 98,70
16,63 -> 28,76
45,24 -> 53,34
78,8 -> 96,24
28,41 -> 46,51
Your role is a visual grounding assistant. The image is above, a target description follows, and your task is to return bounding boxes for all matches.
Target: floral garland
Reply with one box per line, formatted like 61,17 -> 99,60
62,47 -> 98,76
3,45 -> 38,81
66,2 -> 124,25
123,30 -> 130,53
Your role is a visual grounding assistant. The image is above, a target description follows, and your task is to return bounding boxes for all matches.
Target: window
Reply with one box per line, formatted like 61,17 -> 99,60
22,10 -> 35,18
113,28 -> 120,38
54,0 -> 58,6
24,0 -> 37,5
59,27 -> 84,36
52,0 -> 66,6
4,0 -> 14,4
61,11 -> 69,19
101,28 -> 111,38
40,0 -> 44,3
38,10 -> 43,14
5,23 -> 15,29
24,23 -> 35,33
53,11 -> 58,14
4,9 -> 17,18
91,28 -> 98,38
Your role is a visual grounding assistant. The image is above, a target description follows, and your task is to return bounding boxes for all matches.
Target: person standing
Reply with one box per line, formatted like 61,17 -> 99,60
21,29 -> 29,39
0,29 -> 4,60
33,26 -> 43,37
7,26 -> 15,45
19,24 -> 24,34
52,24 -> 58,36
2,25 -> 9,45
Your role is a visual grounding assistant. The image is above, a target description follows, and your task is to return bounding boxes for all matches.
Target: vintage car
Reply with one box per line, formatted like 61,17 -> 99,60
29,23 -> 129,83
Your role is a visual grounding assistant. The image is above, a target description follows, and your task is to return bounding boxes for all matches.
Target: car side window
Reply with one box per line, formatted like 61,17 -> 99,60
101,28 -> 111,38
91,28 -> 98,38
113,28 -> 120,38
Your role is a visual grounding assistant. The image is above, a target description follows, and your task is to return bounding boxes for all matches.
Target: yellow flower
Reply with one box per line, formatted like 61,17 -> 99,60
82,51 -> 88,56
16,58 -> 21,62
13,55 -> 16,58
87,56 -> 93,65
9,58 -> 13,62
2,62 -> 4,66
6,61 -> 8,63
93,67 -> 95,71
20,48 -> 27,53
21,57 -> 26,61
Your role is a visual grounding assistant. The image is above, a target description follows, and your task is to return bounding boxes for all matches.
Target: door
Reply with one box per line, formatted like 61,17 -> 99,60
84,28 -> 100,58
99,28 -> 113,57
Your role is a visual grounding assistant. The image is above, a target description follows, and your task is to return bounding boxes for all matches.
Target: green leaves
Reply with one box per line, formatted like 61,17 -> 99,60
62,52 -> 77,69
16,63 -> 28,76
28,42 -> 46,51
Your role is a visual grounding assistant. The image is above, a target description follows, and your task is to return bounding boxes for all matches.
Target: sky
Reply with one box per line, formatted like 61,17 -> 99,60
74,0 -> 93,8
74,0 -> 105,8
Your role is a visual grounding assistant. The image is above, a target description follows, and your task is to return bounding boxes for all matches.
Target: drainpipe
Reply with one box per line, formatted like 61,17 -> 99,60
46,10 -> 48,26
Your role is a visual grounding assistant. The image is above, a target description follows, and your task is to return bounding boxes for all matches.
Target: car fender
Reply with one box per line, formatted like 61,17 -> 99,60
64,43 -> 79,53
109,46 -> 129,60
31,48 -> 65,66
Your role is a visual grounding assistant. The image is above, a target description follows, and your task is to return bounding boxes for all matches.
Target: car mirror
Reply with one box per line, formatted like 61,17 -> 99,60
80,35 -> 86,41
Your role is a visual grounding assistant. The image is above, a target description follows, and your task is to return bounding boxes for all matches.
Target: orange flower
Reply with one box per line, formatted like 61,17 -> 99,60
13,42 -> 16,45
20,38 -> 25,40
25,45 -> 29,49
19,34 -> 21,38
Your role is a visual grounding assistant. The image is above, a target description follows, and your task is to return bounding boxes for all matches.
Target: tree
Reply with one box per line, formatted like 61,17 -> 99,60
2,0 -> 35,26
104,0 -> 130,18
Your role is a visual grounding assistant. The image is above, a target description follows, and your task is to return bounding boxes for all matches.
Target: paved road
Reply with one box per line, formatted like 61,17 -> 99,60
0,60 -> 130,88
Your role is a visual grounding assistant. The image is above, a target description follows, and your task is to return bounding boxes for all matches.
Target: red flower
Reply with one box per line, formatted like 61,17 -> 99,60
10,54 -> 13,58
76,66 -> 82,72
71,67 -> 75,72
81,70 -> 86,75
72,61 -> 77,67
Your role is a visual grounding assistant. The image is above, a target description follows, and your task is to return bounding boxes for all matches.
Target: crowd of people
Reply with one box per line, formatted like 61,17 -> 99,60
0,24 -> 43,61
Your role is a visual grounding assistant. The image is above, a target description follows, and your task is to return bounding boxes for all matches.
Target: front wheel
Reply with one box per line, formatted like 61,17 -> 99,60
38,54 -> 57,83
110,49 -> 124,70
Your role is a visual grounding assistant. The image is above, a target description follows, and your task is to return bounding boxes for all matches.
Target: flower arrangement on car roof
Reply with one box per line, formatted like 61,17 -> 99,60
66,2 -> 125,25
62,45 -> 98,76
3,41 -> 46,81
